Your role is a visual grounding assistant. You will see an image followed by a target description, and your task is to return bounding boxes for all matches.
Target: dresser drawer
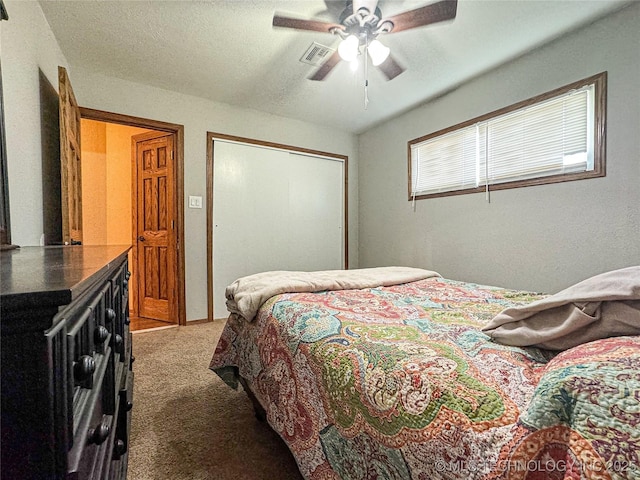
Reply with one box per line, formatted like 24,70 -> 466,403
67,349 -> 115,479
110,263 -> 131,366
114,369 -> 134,459
66,282 -> 121,418
102,367 -> 132,480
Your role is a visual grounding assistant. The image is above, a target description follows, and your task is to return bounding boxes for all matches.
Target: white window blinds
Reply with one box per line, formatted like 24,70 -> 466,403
410,83 -> 595,197
410,127 -> 480,194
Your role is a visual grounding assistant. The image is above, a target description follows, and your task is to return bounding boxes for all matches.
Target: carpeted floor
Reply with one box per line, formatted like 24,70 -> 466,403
128,321 -> 304,480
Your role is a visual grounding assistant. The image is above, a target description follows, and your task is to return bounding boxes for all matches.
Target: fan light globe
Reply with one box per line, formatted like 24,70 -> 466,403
368,39 -> 390,66
338,35 -> 359,62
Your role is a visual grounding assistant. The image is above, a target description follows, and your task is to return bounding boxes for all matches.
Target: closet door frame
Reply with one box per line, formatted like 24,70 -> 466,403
205,132 -> 349,321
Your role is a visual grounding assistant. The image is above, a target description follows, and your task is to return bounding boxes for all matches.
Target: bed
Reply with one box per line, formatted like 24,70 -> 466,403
210,267 -> 640,480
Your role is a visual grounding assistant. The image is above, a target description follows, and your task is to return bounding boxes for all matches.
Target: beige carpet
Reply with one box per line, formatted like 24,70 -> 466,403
128,321 -> 304,480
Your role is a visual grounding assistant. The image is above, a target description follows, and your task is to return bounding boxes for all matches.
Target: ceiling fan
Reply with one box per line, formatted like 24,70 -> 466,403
273,0 -> 458,81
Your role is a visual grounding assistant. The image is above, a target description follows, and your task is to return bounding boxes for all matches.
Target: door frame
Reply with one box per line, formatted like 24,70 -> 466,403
205,131 -> 349,322
81,107 -> 186,326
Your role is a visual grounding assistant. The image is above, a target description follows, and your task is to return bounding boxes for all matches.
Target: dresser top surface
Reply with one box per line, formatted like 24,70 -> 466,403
1,245 -> 130,312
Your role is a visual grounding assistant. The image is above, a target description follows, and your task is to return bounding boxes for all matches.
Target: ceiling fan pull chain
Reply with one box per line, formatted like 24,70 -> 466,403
365,78 -> 369,110
364,35 -> 370,109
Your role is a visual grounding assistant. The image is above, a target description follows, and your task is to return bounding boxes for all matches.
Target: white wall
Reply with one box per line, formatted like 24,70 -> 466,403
1,1 -> 69,245
1,0 -> 359,321
358,3 -> 640,294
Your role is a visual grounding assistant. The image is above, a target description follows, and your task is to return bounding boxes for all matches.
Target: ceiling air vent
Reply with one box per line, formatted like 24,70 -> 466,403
300,42 -> 335,66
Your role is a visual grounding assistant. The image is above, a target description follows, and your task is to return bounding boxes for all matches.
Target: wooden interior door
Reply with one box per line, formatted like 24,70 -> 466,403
58,66 -> 83,245
133,131 -> 176,323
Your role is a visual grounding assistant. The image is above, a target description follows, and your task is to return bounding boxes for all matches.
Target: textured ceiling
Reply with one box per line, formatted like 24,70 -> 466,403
40,0 -> 631,134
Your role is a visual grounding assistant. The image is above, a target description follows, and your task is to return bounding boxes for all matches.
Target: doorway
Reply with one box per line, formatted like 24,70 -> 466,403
80,108 -> 186,329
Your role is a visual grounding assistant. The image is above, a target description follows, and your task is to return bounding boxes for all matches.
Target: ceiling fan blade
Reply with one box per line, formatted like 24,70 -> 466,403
309,50 -> 342,81
383,0 -> 458,34
273,14 -> 343,33
377,54 -> 405,80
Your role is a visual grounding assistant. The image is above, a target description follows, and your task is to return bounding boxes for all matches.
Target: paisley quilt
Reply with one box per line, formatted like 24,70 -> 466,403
210,277 -> 640,479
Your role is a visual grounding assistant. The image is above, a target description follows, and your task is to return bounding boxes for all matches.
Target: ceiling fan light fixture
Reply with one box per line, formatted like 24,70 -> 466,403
368,39 -> 390,66
274,0 -> 459,81
338,34 -> 359,62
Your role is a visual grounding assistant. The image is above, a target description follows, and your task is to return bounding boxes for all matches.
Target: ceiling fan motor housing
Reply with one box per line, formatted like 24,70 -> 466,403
338,1 -> 386,45
339,0 -> 383,23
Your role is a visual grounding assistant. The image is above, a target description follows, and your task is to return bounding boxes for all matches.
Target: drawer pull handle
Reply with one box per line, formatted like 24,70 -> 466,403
125,315 -> 131,326
114,439 -> 126,456
123,279 -> 128,289
106,308 -> 116,322
74,355 -> 95,382
89,419 -> 110,445
114,334 -> 124,354
126,270 -> 131,280
94,325 -> 109,345
126,401 -> 134,412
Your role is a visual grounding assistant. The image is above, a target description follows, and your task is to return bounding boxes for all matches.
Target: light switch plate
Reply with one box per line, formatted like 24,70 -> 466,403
188,195 -> 202,209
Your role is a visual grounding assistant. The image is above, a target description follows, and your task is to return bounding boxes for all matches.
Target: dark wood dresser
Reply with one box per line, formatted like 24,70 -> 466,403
1,246 -> 134,479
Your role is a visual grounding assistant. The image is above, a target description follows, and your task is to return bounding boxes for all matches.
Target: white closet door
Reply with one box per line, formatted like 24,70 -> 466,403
212,140 -> 344,319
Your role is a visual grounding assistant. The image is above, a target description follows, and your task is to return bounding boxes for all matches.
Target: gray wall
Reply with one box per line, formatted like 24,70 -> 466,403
358,3 -> 640,294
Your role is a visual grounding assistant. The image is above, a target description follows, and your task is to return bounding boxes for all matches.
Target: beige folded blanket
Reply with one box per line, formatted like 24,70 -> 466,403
225,266 -> 440,322
482,266 -> 640,350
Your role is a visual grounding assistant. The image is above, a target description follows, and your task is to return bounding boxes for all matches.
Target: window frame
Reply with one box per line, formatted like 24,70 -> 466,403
407,72 -> 607,201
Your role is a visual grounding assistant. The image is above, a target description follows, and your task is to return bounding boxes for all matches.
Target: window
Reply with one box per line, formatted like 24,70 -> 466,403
408,72 -> 606,200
